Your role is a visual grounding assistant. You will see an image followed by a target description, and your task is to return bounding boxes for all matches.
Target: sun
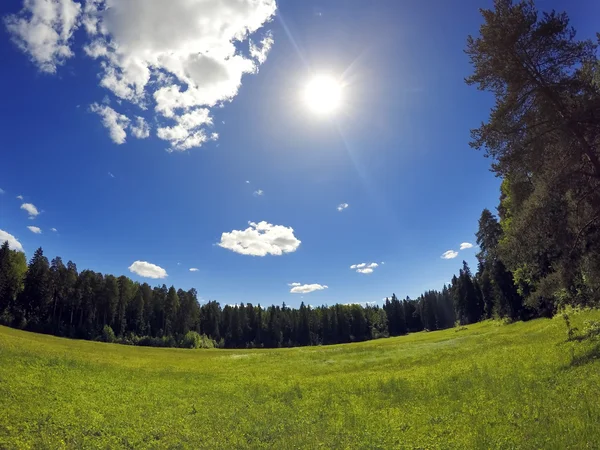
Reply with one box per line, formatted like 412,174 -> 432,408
303,75 -> 343,115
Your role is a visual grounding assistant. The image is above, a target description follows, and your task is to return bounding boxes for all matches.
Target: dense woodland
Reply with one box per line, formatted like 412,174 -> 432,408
2,0 -> 600,348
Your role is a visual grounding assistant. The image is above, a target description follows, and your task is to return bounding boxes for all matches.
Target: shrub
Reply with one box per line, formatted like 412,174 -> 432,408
180,331 -> 216,349
101,325 -> 116,343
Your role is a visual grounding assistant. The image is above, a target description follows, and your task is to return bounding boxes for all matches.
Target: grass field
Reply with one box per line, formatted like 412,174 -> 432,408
1,311 -> 600,449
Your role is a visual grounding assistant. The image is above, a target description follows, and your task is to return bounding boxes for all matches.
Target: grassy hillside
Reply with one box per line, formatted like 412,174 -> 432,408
1,311 -> 599,449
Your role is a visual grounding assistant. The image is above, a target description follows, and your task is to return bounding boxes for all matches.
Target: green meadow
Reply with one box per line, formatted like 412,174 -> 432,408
1,311 -> 600,449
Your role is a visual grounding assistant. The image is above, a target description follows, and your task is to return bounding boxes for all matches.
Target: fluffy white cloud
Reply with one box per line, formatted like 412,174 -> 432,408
460,242 -> 474,250
337,203 -> 349,212
350,262 -> 379,274
8,0 -> 277,150
441,250 -> 459,259
4,0 -> 81,73
130,116 -> 150,139
253,189 -> 264,196
16,195 -> 24,200
249,31 -> 273,64
21,203 -> 39,218
82,0 -> 276,150
128,260 -> 168,279
189,268 -> 199,272
218,221 -> 301,256
27,226 -> 42,234
289,283 -> 328,294
51,227 -> 57,232
0,229 -> 24,252
90,103 -> 130,144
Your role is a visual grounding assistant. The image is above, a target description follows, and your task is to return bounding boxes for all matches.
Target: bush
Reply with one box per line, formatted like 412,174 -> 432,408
180,331 -> 216,349
181,331 -> 202,349
101,325 -> 116,343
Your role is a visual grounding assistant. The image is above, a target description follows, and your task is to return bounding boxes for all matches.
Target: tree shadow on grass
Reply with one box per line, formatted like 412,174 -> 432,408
569,343 -> 600,368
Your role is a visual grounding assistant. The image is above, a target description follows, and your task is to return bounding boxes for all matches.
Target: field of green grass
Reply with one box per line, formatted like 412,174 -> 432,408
1,311 -> 600,449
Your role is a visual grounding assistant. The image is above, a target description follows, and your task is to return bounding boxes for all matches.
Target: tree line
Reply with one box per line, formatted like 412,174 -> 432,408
0,241 -> 521,348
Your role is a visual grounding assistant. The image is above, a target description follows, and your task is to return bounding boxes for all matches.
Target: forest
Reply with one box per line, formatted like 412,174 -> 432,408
2,0 -> 600,348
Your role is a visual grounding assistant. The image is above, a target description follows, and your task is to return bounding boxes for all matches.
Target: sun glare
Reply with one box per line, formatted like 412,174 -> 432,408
303,75 -> 343,115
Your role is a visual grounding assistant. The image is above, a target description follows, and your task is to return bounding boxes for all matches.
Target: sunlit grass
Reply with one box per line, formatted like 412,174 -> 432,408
1,311 -> 599,449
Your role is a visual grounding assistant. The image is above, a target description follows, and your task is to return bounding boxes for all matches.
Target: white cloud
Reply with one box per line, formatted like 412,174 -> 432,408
189,268 -> 199,272
0,188 -> 4,194
4,0 -> 81,73
81,0 -> 277,150
337,203 -> 349,212
90,103 -> 130,144
460,242 -> 474,250
288,282 -> 302,287
0,229 -> 24,252
128,260 -> 168,279
16,195 -> 24,200
253,189 -> 264,196
27,226 -> 42,234
51,227 -> 57,232
245,180 -> 250,184
130,116 -> 150,139
21,203 -> 39,218
441,250 -> 459,259
218,221 -> 301,256
289,283 -> 328,294
108,171 -> 115,178
350,262 -> 380,274
249,31 -> 274,64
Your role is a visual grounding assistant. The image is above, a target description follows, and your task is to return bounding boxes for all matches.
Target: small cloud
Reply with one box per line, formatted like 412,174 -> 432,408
0,188 -> 4,194
289,283 -> 328,294
0,229 -> 24,252
189,268 -> 199,272
27,226 -> 42,234
441,250 -> 459,259
90,103 -> 130,144
128,261 -> 168,279
288,282 -> 302,287
350,262 -> 379,274
21,203 -> 39,218
51,228 -> 57,232
16,195 -> 23,200
381,261 -> 385,264
218,221 -> 301,257
337,203 -> 349,212
253,189 -> 264,196
108,172 -> 115,178
460,242 -> 474,250
245,180 -> 250,184
130,116 -> 151,139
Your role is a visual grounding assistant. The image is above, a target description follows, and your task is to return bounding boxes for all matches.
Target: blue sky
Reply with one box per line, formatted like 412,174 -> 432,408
1,0 -> 598,308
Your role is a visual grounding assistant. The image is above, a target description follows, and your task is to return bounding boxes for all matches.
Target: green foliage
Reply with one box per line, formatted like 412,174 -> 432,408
101,325 -> 116,343
1,311 -> 600,448
466,0 -> 600,312
180,331 -> 216,349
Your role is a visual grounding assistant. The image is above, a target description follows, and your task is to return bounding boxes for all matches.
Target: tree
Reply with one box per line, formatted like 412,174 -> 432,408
0,242 -> 26,322
466,0 -> 600,309
19,247 -> 51,328
164,286 -> 179,336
